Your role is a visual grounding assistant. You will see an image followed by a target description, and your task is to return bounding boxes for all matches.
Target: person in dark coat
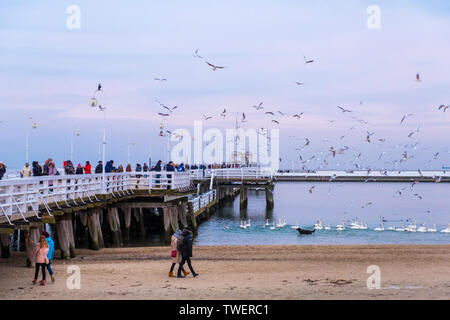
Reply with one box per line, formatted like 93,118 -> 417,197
95,161 -> 103,173
177,228 -> 199,278
32,161 -> 42,176
75,163 -> 83,174
0,161 -> 6,180
105,160 -> 114,173
154,160 -> 162,172
143,163 -> 149,172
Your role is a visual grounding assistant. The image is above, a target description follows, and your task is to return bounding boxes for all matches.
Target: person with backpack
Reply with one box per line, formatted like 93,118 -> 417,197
169,229 -> 188,278
42,231 -> 55,283
177,227 -> 199,278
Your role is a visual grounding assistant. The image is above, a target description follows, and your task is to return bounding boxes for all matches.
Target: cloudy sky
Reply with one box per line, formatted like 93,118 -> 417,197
0,0 -> 449,170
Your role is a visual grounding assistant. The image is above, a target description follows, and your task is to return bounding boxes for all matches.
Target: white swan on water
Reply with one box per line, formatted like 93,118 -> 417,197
427,224 -> 437,233
441,224 -> 450,233
269,222 -> 276,230
291,219 -> 300,229
374,220 -> 384,231
240,221 -> 247,229
336,221 -> 345,231
314,219 -> 323,230
417,223 -> 427,233
324,223 -> 332,230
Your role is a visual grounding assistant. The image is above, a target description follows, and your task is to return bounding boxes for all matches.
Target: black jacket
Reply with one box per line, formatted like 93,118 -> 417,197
95,164 -> 103,173
179,230 -> 193,258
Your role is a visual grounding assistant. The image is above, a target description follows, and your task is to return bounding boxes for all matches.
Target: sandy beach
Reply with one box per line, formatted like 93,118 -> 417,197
0,245 -> 449,300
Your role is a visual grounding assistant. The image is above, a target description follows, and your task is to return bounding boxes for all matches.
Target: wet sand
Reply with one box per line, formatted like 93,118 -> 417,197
0,245 -> 449,300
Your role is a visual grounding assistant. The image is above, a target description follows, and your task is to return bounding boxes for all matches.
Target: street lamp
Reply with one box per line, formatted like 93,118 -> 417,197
90,85 -> 107,193
127,140 -> 135,165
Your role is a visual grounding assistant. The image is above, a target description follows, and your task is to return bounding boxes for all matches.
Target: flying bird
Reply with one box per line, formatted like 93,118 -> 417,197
205,61 -> 225,71
294,81 -> 305,86
416,73 -> 421,82
265,111 -> 274,115
293,113 -> 304,119
308,186 -> 315,193
253,102 -> 263,110
203,114 -> 212,120
193,49 -> 202,59
221,108 -> 227,119
304,56 -> 314,64
98,105 -> 106,111
271,120 -> 279,124
337,106 -> 352,113
438,105 -> 449,113
97,83 -> 102,91
158,112 -> 169,117
400,114 -> 413,124
154,78 -> 167,82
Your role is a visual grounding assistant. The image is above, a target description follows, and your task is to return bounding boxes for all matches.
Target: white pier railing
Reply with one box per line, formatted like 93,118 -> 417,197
189,189 -> 217,214
0,172 -> 192,223
190,168 -> 274,180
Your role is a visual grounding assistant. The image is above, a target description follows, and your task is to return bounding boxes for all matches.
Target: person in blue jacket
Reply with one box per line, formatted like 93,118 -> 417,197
42,231 -> 55,283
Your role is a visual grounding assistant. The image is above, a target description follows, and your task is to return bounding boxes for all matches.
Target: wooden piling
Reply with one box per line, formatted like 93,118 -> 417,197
55,213 -> 76,259
0,233 -> 11,258
265,185 -> 274,209
178,202 -> 188,229
123,207 -> 132,242
134,208 -> 146,237
108,207 -> 122,247
87,210 -> 104,250
162,207 -> 171,243
240,185 -> 248,209
187,202 -> 198,236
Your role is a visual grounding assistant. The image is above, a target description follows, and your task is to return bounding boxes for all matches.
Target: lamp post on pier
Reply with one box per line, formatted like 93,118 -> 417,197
25,119 -> 38,163
90,84 -> 107,193
70,127 -> 81,162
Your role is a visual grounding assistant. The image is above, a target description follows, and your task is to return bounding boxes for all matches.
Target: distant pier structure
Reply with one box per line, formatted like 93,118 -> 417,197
0,168 -> 273,264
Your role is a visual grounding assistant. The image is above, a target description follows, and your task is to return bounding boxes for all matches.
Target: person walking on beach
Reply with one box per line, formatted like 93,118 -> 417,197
20,162 -> 32,178
84,161 -> 91,174
42,231 -> 55,283
169,229 -> 189,278
177,227 -> 199,278
32,235 -> 49,286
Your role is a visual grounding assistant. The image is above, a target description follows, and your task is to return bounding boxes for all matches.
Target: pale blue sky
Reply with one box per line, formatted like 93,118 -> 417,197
0,0 -> 449,170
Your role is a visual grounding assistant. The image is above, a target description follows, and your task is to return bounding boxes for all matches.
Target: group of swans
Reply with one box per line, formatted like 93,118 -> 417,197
375,219 -> 449,233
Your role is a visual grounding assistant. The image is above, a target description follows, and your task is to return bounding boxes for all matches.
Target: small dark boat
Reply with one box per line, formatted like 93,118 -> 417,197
296,227 -> 316,235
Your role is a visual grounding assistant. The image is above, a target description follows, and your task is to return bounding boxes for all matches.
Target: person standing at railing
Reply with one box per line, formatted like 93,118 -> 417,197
125,164 -> 132,172
105,160 -> 115,173
118,164 -> 124,172
64,160 -> 75,175
153,160 -> 162,186
84,161 -> 91,174
0,161 -> 6,180
177,227 -> 199,278
169,229 -> 189,278
32,161 -> 42,176
20,162 -> 32,178
177,163 -> 185,172
32,235 -> 49,286
166,161 -> 175,189
76,163 -> 84,174
95,161 -> 103,173
42,231 -> 55,283
143,163 -> 149,172
136,163 -> 142,172
48,162 -> 57,189
43,159 -> 50,176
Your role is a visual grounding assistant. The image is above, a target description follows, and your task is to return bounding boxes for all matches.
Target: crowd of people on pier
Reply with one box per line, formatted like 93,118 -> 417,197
0,158 -> 250,179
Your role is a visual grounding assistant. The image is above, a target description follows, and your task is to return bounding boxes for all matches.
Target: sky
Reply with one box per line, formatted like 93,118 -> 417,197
0,0 -> 449,170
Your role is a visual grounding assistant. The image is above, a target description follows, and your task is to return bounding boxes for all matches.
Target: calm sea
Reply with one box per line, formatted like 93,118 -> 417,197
127,181 -> 450,246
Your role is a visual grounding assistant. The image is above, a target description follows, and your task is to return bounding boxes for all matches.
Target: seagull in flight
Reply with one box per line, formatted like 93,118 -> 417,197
308,186 -> 315,193
293,113 -> 304,119
304,56 -> 314,64
253,102 -> 263,110
193,49 -> 202,59
206,61 -> 225,71
438,105 -> 449,113
294,81 -> 305,86
158,112 -> 169,117
265,111 -> 274,115
416,73 -> 421,82
97,83 -> 102,91
337,106 -> 352,113
271,120 -> 280,124
98,105 -> 106,111
154,78 -> 167,82
400,114 -> 413,124
221,108 -> 227,119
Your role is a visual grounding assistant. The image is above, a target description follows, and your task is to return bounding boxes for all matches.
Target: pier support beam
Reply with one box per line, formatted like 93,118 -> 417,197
108,207 -> 122,247
123,207 -> 132,242
170,206 -> 179,233
178,202 -> 188,229
187,202 -> 198,236
134,208 -> 146,237
162,207 -> 171,243
26,226 -> 42,267
0,233 -> 11,258
87,210 -> 104,250
56,213 -> 76,259
265,184 -> 274,209
240,185 -> 248,209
